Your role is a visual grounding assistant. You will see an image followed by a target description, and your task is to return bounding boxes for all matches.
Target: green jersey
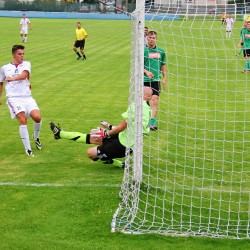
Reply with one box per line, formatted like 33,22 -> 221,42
241,28 -> 250,49
118,101 -> 151,148
144,45 -> 166,82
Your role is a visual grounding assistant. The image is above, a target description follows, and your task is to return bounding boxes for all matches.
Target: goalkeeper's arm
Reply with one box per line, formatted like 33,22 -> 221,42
108,120 -> 127,137
100,120 -> 116,130
91,120 -> 127,138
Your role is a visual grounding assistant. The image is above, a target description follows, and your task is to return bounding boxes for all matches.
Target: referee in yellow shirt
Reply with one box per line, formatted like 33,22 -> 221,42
73,22 -> 88,60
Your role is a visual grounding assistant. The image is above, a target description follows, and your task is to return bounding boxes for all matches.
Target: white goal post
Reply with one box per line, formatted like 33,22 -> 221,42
112,0 -> 250,239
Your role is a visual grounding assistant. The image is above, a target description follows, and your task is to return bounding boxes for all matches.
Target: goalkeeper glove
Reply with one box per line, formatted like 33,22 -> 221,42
100,121 -> 116,130
90,127 -> 110,138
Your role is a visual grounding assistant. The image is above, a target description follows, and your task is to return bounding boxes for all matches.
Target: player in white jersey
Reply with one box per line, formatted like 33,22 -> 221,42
0,45 -> 42,157
20,14 -> 32,43
225,15 -> 234,39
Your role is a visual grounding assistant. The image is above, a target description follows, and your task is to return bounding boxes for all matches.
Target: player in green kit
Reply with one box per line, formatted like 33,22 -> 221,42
144,31 -> 167,130
238,21 -> 250,73
49,87 -> 152,168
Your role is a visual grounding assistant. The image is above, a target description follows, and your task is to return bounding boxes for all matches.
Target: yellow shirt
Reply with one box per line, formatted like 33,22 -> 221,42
221,13 -> 227,19
76,28 -> 87,41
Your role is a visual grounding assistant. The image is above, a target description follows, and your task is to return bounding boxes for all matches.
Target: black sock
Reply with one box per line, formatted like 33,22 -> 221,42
76,52 -> 81,57
86,134 -> 91,144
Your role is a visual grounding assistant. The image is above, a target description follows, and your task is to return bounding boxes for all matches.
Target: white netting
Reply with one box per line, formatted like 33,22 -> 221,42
112,0 -> 250,239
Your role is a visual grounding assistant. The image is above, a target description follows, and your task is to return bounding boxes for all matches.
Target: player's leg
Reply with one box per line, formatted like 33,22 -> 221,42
87,147 -> 99,161
148,82 -> 160,131
49,122 -> 99,144
87,138 -> 127,167
228,30 -> 232,38
7,98 -> 33,156
30,109 -> 42,150
16,112 -> 34,156
20,30 -> 25,42
87,147 -> 122,166
24,34 -> 28,43
22,30 -> 28,43
73,41 -> 81,59
150,94 -> 159,130
242,50 -> 250,72
226,30 -> 228,38
246,50 -> 250,71
80,48 -> 86,60
27,98 -> 42,150
80,40 -> 86,60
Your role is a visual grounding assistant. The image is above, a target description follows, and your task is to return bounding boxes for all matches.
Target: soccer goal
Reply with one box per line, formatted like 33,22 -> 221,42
112,0 -> 250,239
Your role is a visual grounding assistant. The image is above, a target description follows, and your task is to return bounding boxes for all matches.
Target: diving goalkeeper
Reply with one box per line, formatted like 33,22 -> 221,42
49,87 -> 152,167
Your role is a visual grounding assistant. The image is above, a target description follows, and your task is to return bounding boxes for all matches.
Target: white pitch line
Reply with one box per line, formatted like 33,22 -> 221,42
0,182 -> 120,188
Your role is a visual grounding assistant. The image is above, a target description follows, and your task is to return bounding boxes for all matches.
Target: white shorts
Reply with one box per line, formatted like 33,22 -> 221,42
7,96 -> 39,119
20,29 -> 28,35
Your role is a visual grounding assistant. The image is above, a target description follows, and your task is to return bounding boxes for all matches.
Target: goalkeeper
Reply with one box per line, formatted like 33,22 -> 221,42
49,87 -> 152,167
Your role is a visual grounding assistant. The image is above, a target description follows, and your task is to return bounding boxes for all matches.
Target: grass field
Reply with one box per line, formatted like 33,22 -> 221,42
0,17 -> 249,249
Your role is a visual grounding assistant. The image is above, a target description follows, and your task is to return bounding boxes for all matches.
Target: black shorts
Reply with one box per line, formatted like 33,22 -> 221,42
243,49 -> 250,57
97,134 -> 132,161
74,40 -> 85,49
144,81 -> 161,96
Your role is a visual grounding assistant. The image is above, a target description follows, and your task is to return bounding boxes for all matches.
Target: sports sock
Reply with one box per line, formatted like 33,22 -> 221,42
244,60 -> 249,70
33,120 -> 42,140
20,125 -> 31,150
246,60 -> 250,70
82,53 -> 86,59
60,131 -> 87,143
112,159 -> 123,167
102,159 -> 123,167
76,52 -> 81,57
150,118 -> 156,126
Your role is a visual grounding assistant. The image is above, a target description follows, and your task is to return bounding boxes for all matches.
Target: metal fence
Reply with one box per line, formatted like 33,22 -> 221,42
0,1 -> 136,13
0,1 -> 249,16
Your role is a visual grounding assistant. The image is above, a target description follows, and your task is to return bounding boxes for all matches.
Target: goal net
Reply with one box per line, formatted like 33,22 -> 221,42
112,0 -> 250,239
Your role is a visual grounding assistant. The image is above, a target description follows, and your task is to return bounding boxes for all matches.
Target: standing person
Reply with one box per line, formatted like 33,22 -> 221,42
238,21 -> 250,73
225,15 -> 234,39
20,14 -> 32,43
144,30 -> 167,131
221,12 -> 227,28
49,87 -> 152,167
0,45 -> 42,157
236,22 -> 248,56
73,22 -> 88,60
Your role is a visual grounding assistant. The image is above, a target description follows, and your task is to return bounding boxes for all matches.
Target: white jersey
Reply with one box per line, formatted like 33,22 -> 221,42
226,18 -> 234,28
0,61 -> 32,98
20,18 -> 30,29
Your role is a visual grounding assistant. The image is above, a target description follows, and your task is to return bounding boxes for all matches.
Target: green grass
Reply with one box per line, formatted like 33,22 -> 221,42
0,17 -> 249,249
